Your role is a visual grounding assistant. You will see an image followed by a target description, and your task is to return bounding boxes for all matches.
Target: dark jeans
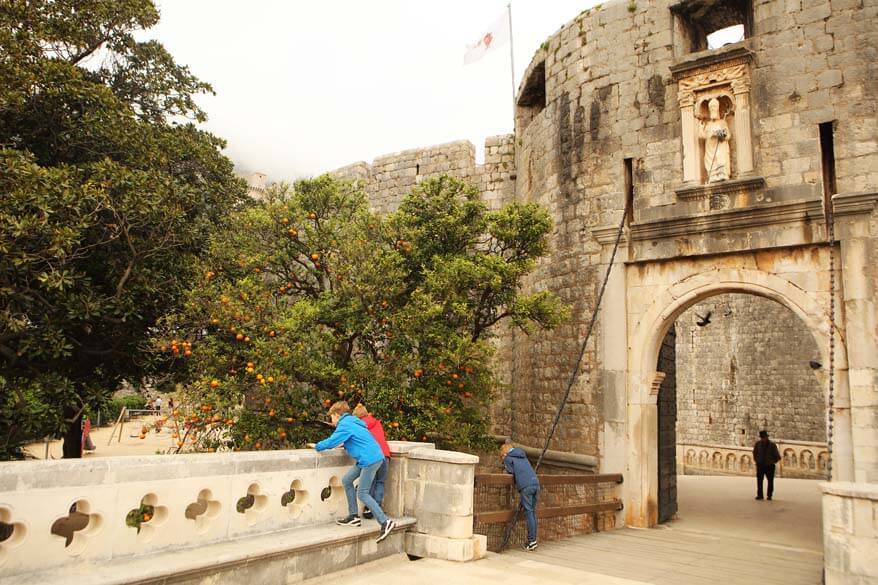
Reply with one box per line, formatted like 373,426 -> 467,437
370,458 -> 388,506
756,463 -> 775,498
520,485 -> 540,543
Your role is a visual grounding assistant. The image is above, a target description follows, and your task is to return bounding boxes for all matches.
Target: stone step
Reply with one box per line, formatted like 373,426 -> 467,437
5,517 -> 416,585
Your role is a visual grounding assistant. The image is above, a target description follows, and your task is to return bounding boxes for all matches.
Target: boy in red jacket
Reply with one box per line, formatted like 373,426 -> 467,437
353,404 -> 391,518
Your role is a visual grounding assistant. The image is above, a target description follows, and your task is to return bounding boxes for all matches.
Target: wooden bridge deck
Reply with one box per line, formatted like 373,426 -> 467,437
316,475 -> 824,585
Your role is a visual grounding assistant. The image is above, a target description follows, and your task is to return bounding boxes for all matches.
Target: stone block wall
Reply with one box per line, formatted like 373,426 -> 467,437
751,0 -> 877,196
332,136 -> 516,216
822,482 -> 878,585
675,293 -> 826,446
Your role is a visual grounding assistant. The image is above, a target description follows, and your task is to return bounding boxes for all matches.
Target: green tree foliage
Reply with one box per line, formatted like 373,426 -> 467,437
162,175 -> 566,452
0,0 -> 246,459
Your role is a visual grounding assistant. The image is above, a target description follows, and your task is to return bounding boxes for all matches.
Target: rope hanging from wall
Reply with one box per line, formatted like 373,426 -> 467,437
500,201 -> 629,551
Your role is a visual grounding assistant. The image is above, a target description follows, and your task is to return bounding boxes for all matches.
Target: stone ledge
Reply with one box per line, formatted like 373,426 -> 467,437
821,481 -> 878,501
491,434 -> 602,471
6,518 -> 416,585
668,43 -> 753,80
674,176 -> 766,202
407,448 -> 479,465
627,198 -> 824,243
833,191 -> 878,218
388,441 -> 434,455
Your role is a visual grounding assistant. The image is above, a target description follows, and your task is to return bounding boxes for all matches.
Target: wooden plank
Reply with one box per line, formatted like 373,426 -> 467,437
475,473 -> 623,487
539,473 -> 623,486
473,500 -> 622,524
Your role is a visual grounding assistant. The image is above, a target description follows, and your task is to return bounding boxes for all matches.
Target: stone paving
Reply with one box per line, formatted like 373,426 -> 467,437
312,475 -> 823,585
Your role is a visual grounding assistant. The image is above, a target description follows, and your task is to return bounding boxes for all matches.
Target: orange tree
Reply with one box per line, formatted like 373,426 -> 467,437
159,174 -> 566,452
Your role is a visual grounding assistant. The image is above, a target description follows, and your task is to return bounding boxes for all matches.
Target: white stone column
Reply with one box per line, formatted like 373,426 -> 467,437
838,236 -> 878,483
731,79 -> 754,175
398,446 -> 487,562
679,92 -> 699,183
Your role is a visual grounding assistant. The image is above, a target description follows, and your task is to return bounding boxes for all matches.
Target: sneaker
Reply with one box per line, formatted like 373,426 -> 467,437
376,519 -> 396,543
525,541 -> 538,551
335,515 -> 361,526
363,508 -> 373,520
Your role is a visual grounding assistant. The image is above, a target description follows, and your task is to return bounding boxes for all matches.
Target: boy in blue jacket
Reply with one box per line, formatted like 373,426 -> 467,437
501,443 -> 540,550
315,401 -> 396,542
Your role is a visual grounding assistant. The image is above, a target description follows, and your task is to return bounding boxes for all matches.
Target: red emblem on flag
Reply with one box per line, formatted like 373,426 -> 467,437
483,32 -> 493,48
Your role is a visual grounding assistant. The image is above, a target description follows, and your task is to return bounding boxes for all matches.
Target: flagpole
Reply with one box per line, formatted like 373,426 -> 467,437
507,2 -> 516,117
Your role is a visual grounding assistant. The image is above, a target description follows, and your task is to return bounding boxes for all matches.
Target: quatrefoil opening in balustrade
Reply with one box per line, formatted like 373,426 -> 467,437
281,479 -> 309,519
236,483 -> 268,526
320,476 -> 344,512
125,493 -> 168,542
184,489 -> 222,534
0,506 -> 26,567
50,499 -> 103,556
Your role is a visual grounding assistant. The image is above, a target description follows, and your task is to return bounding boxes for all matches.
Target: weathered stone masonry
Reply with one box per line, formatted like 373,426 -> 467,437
675,293 -> 826,447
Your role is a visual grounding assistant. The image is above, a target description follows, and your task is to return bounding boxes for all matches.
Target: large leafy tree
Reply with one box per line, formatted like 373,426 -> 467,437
162,175 -> 566,452
0,1 -> 246,459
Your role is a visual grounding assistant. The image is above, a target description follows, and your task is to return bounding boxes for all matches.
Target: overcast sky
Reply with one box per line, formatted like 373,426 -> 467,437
146,0 -> 604,181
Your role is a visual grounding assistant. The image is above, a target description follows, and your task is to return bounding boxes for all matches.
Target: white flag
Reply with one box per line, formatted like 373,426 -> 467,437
464,11 -> 509,65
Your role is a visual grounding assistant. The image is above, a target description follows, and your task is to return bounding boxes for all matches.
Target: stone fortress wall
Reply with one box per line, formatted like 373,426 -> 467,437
332,0 -> 876,466
333,136 -> 516,214
675,293 -> 826,447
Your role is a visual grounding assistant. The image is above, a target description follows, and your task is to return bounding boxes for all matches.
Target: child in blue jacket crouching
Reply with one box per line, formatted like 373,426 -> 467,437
501,443 -> 541,550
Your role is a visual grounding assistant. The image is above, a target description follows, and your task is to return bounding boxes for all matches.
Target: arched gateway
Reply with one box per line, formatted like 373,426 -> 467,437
624,262 -> 852,527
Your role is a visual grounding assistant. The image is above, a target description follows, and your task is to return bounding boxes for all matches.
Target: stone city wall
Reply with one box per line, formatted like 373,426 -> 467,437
332,136 -> 515,215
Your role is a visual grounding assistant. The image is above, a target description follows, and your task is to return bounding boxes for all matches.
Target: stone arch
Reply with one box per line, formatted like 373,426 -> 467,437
726,453 -> 737,472
625,267 -> 852,528
801,449 -> 815,471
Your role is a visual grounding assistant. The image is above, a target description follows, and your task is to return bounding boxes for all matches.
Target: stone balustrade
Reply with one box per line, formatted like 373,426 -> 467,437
0,441 -> 484,583
677,440 -> 829,479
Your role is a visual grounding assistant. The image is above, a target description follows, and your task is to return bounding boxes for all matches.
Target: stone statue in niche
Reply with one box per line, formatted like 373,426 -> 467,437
697,97 -> 732,183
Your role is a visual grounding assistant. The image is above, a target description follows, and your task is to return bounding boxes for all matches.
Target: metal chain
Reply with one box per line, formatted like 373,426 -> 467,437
826,198 -> 836,481
500,206 -> 628,550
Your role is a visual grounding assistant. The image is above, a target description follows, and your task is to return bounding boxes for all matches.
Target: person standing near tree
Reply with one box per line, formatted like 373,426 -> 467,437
352,403 -> 391,518
314,401 -> 396,543
501,443 -> 541,551
753,430 -> 781,501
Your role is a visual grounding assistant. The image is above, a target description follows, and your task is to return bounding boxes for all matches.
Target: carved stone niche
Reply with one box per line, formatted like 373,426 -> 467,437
671,47 -> 759,201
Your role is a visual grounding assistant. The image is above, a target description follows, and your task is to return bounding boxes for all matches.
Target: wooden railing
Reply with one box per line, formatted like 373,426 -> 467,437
473,473 -> 623,550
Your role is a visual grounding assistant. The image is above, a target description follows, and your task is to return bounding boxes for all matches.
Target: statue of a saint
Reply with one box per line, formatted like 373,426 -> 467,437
698,98 -> 731,183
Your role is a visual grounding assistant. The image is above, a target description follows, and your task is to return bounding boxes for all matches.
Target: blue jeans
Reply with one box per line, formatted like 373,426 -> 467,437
370,458 -> 388,505
342,460 -> 388,525
520,485 -> 540,543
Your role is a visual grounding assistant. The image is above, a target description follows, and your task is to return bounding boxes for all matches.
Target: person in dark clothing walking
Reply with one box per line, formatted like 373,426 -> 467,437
501,443 -> 541,550
753,430 -> 781,500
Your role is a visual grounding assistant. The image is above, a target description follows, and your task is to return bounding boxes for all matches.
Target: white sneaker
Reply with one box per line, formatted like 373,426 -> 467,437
376,519 -> 396,543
